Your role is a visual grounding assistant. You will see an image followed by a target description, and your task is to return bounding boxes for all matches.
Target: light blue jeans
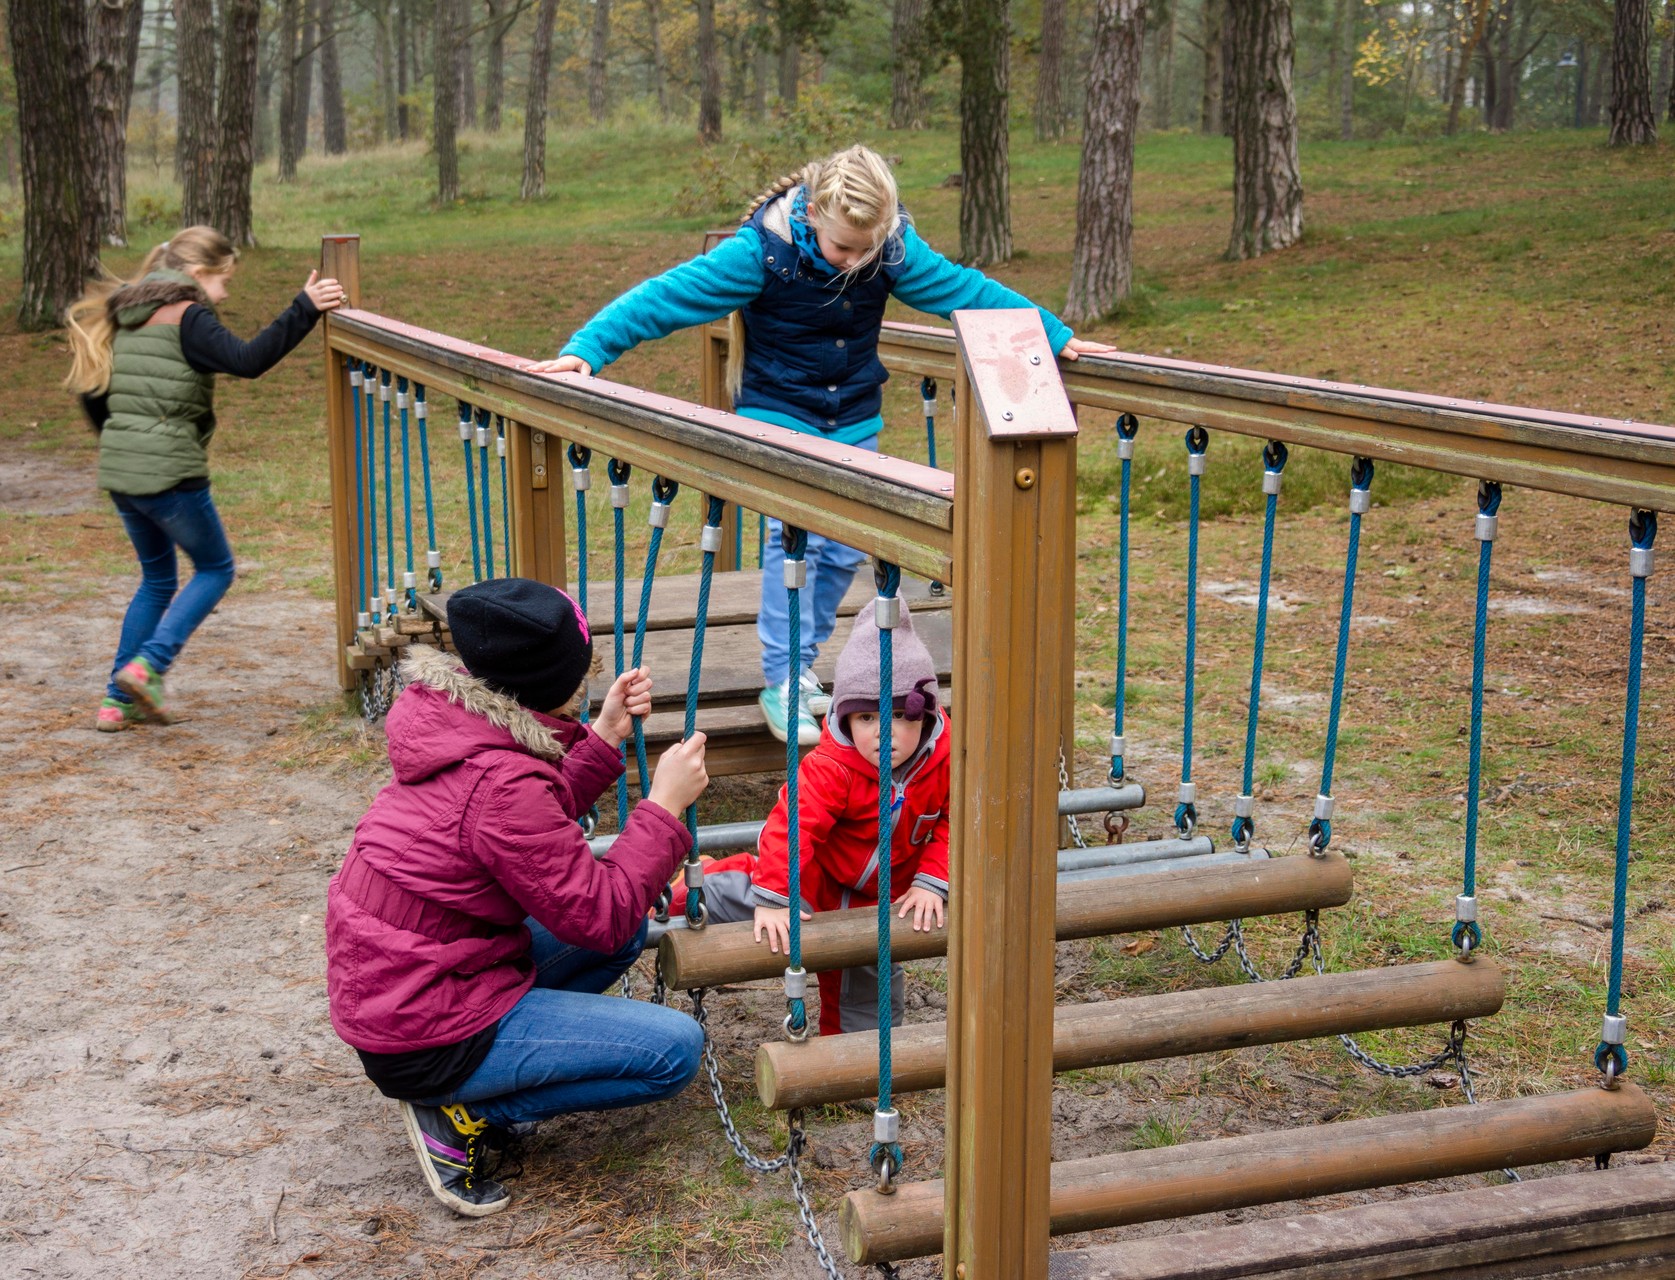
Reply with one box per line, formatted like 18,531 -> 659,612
757,433 -> 878,685
417,918 -> 702,1127
107,485 -> 237,700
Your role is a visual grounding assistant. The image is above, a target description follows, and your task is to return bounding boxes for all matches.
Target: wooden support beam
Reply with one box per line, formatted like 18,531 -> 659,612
1047,1160 -> 1675,1280
320,234 -> 362,692
756,958 -> 1505,1111
504,423 -> 567,587
658,851 -> 1351,990
839,1084 -> 1660,1265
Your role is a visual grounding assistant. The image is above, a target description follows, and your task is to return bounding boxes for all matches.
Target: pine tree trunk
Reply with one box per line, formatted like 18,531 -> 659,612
178,0 -> 217,222
697,0 -> 723,141
1445,0 -> 1491,134
1338,0 -> 1354,138
256,23 -> 276,163
1154,7 -> 1175,128
1225,0 -> 1302,260
396,0 -> 410,140
1200,0 -> 1223,133
214,0 -> 261,246
589,0 -> 611,121
647,0 -> 669,119
521,0 -> 559,198
1036,0 -> 1067,138
435,0 -> 461,200
88,0 -> 134,246
151,1 -> 168,116
1655,4 -> 1674,121
277,0 -> 301,180
1586,33 -> 1606,123
9,0 -> 102,330
959,0 -> 1012,265
778,39 -> 801,106
461,16 -> 477,129
890,0 -> 929,128
320,0 -> 347,153
1065,0 -> 1145,323
484,0 -> 507,132
293,3 -> 317,158
1609,0 -> 1658,142
749,0 -> 769,119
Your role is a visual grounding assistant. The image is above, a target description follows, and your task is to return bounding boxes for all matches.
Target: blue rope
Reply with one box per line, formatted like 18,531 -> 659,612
1455,482 -> 1502,952
1233,441 -> 1289,849
381,370 -> 395,619
416,385 -> 441,591
398,377 -> 416,612
630,477 -> 677,800
1596,510 -> 1656,1079
684,496 -> 728,925
350,361 -> 367,626
783,524 -> 810,1035
920,376 -> 938,469
609,458 -> 631,828
1110,414 -> 1139,783
1176,426 -> 1209,835
734,504 -> 744,567
1309,457 -> 1376,854
363,370 -> 379,618
497,416 -> 511,573
475,408 -> 494,578
569,443 -> 593,725
870,562 -> 904,1182
460,404 -> 481,583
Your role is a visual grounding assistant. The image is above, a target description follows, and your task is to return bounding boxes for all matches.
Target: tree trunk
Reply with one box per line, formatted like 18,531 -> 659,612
277,0 -> 301,180
256,22 -> 276,162
177,0 -> 217,222
1609,0 -> 1658,142
88,0 -> 135,246
149,1 -> 168,115
697,0 -> 722,141
1036,0 -> 1067,138
1445,0 -> 1492,135
1153,6 -> 1175,128
1656,3 -> 1674,121
1225,0 -> 1302,260
646,0 -> 669,119
484,0 -> 507,131
460,13 -> 477,129
1338,0 -> 1354,137
1482,36 -> 1499,127
214,0 -> 261,246
1200,0 -> 1223,133
959,0 -> 1012,264
8,0 -> 101,330
319,0 -> 347,153
749,0 -> 769,119
1573,41 -> 1588,126
890,0 -> 930,128
1586,34 -> 1606,123
1064,0 -> 1145,323
396,0 -> 410,140
293,1 -> 317,157
435,0 -> 461,200
521,0 -> 559,197
589,0 -> 612,121
778,38 -> 801,105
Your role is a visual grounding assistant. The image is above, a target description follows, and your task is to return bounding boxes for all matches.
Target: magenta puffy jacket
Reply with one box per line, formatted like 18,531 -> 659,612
325,646 -> 688,1054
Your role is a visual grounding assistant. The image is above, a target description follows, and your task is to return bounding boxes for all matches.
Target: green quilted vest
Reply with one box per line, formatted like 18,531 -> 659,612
97,271 -> 216,496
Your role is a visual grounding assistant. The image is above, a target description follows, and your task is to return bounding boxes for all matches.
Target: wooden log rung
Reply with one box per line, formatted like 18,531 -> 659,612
1045,1160 -> 1675,1280
657,852 -> 1353,991
839,1084 -> 1660,1265
755,958 -> 1506,1111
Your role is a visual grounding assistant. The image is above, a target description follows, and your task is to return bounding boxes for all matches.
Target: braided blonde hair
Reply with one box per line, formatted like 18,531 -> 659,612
727,146 -> 902,399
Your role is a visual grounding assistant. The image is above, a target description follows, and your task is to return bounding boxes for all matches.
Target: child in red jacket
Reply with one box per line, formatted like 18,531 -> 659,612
674,599 -> 949,1035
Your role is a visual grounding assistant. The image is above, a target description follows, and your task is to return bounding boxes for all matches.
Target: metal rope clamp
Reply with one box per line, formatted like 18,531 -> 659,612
457,410 -> 473,442
782,966 -> 810,1042
700,524 -> 723,554
1453,893 -> 1480,961
414,395 -> 427,421
683,857 -> 708,928
1232,793 -> 1255,852
1107,732 -> 1125,786
379,377 -> 391,401
1308,792 -> 1334,855
784,555 -> 807,590
1598,1014 -> 1628,1088
871,1108 -> 901,1193
1175,782 -> 1196,838
349,366 -> 364,388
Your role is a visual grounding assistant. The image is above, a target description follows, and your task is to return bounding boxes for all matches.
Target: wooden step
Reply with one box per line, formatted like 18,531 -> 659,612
1047,1160 -> 1675,1280
755,958 -> 1506,1111
657,852 -> 1353,991
839,1084 -> 1660,1265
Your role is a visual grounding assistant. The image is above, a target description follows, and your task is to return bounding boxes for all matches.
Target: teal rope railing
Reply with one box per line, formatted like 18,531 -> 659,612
475,407 -> 494,578
397,377 -> 417,612
1596,509 -> 1656,1085
459,403 -> 481,583
1109,413 -> 1139,784
683,495 -> 729,927
630,476 -> 678,803
363,368 -> 380,620
609,458 -> 632,829
380,370 -> 395,619
568,444 -> 593,726
415,385 -> 441,591
1175,426 -> 1209,836
782,523 -> 811,1040
1232,440 -> 1290,851
1454,481 -> 1502,955
1308,456 -> 1376,855
870,561 -> 904,1191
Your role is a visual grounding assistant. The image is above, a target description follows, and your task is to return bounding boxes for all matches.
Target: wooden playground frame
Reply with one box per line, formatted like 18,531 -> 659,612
318,233 -> 1674,1280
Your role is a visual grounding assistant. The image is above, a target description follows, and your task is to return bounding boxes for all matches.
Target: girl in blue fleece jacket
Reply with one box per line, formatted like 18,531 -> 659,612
530,145 -> 1112,746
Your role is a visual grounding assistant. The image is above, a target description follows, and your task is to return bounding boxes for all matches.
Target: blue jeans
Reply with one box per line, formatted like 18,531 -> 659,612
757,436 -> 877,685
107,485 -> 236,700
419,918 -> 702,1128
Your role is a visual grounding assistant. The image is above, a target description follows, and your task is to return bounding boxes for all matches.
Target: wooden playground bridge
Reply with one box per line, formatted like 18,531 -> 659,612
317,234 -> 1674,1279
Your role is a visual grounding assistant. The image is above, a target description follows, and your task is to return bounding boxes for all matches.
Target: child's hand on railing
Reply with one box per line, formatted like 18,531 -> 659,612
593,665 -> 651,748
1060,337 -> 1117,362
527,355 -> 592,376
648,732 -> 708,814
753,904 -> 812,955
304,270 -> 345,312
896,885 -> 946,932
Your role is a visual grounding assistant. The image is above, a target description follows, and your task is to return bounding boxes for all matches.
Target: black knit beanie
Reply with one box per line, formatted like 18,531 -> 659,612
446,578 -> 593,712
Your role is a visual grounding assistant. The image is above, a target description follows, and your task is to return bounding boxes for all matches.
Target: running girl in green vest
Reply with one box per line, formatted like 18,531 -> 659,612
64,226 -> 345,730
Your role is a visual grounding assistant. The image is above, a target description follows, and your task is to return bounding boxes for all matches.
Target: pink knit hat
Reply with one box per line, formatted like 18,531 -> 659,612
828,598 -> 939,728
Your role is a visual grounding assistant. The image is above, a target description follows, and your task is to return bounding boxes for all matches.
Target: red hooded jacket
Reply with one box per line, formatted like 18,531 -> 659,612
325,646 -> 688,1054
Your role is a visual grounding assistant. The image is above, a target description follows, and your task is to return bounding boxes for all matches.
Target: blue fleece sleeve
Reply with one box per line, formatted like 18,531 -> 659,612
559,230 -> 766,371
890,225 -> 1074,353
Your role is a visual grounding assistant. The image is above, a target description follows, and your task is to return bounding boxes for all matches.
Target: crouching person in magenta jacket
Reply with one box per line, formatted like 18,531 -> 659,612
325,578 -> 708,1218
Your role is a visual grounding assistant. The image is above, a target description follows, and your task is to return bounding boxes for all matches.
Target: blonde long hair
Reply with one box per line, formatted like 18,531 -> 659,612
64,226 -> 238,395
726,146 -> 902,400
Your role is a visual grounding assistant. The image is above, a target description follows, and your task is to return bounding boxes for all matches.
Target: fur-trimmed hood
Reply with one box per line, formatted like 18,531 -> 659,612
391,645 -> 570,777
110,269 -> 209,330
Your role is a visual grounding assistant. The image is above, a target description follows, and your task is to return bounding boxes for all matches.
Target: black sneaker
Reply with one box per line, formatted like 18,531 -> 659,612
399,1100 -> 512,1217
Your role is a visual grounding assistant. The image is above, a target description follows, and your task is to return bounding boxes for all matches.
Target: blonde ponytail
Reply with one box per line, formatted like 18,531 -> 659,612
63,226 -> 237,395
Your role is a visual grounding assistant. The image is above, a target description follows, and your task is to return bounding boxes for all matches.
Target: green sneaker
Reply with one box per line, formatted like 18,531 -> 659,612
95,695 -> 145,733
760,678 -> 820,747
114,656 -> 173,724
799,667 -> 832,717
399,1100 -> 512,1217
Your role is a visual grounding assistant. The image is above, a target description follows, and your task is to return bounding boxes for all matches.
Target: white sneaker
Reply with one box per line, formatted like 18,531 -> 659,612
759,678 -> 820,747
799,667 -> 832,717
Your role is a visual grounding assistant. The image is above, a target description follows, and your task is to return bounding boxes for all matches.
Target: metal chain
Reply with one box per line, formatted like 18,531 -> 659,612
692,990 -> 793,1173
1058,741 -> 1089,850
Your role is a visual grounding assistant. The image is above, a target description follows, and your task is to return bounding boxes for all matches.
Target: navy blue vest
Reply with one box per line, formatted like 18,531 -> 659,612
736,197 -> 906,431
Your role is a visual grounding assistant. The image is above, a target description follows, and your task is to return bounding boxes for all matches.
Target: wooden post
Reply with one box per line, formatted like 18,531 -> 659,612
320,234 -> 362,692
505,423 -> 568,588
946,310 -> 1080,1280
698,229 -> 743,571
